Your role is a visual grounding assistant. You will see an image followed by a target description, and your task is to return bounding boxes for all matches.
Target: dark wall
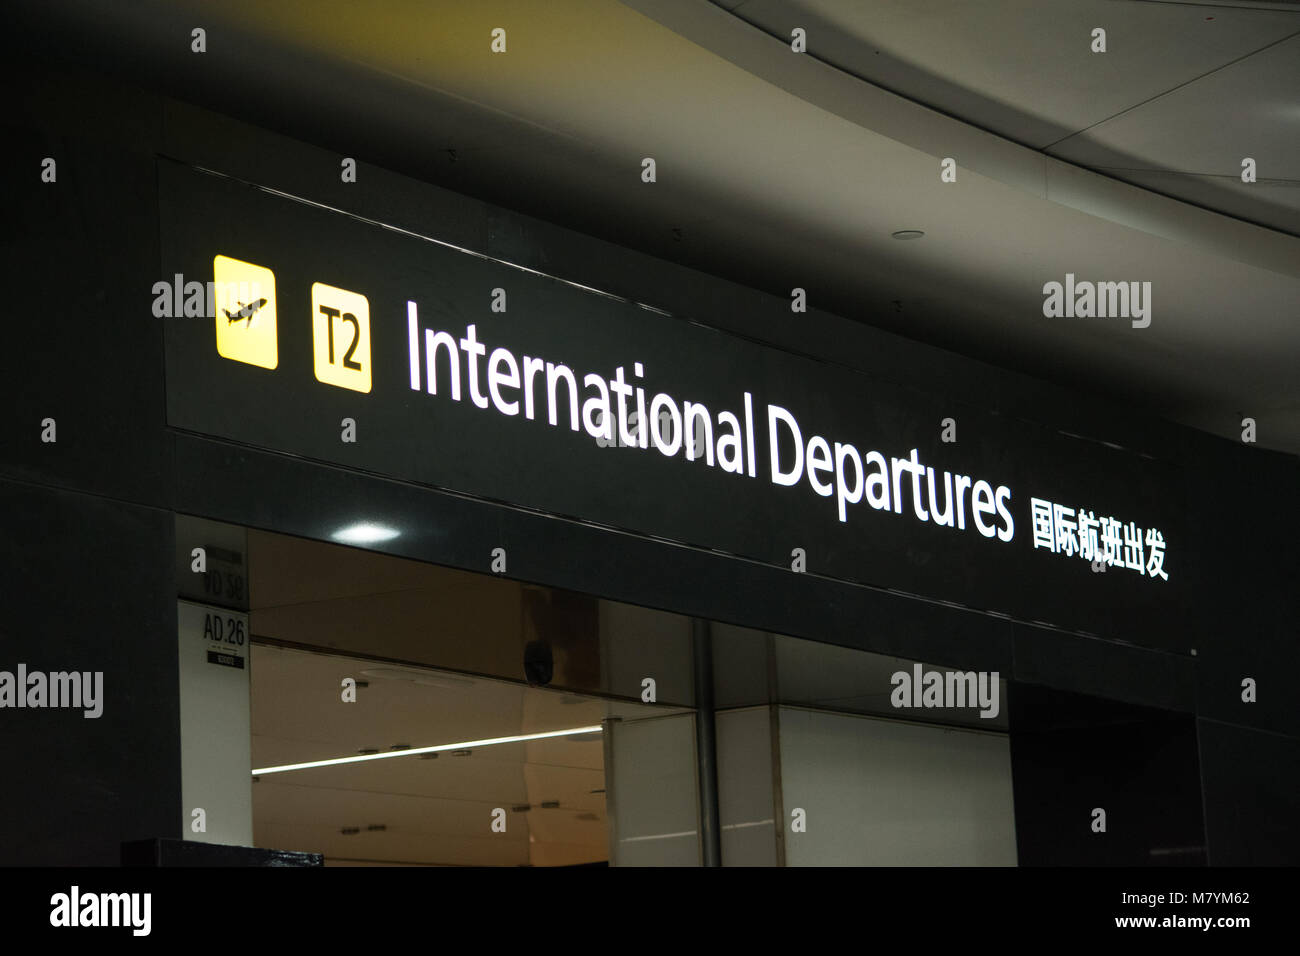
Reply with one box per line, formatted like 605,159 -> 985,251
0,68 -> 179,864
1,57 -> 1296,865
1197,720 -> 1300,866
1009,685 -> 1206,866
1188,444 -> 1300,865
0,484 -> 179,865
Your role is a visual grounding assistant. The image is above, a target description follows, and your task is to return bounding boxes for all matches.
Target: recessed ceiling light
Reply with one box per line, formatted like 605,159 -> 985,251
891,230 -> 925,240
330,522 -> 400,544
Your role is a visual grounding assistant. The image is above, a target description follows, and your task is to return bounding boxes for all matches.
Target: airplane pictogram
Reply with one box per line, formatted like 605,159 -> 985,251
223,298 -> 269,325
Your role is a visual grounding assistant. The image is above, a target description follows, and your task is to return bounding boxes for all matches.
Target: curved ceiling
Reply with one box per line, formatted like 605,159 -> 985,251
9,0 -> 1300,453
714,0 -> 1300,235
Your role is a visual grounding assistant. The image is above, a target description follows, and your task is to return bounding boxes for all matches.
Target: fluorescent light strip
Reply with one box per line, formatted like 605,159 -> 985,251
251,725 -> 603,776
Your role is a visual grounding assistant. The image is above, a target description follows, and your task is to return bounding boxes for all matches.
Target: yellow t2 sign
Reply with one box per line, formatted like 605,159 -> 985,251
213,255 -> 277,370
311,282 -> 372,393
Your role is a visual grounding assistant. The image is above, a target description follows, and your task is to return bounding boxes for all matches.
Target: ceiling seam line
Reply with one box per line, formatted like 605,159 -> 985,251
718,1 -> 1299,160
1040,27 -> 1300,150
711,2 -> 1299,237
1118,0 -> 1300,11
720,7 -> 1052,153
1083,166 -> 1298,177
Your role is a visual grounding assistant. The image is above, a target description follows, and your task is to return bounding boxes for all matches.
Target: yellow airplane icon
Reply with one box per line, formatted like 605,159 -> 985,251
214,255 -> 277,369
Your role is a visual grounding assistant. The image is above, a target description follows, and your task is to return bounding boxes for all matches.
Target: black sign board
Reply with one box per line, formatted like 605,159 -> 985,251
161,162 -> 1188,652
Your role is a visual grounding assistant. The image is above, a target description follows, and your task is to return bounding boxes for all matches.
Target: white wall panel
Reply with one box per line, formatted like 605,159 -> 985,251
778,707 -> 1016,866
607,714 -> 699,866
